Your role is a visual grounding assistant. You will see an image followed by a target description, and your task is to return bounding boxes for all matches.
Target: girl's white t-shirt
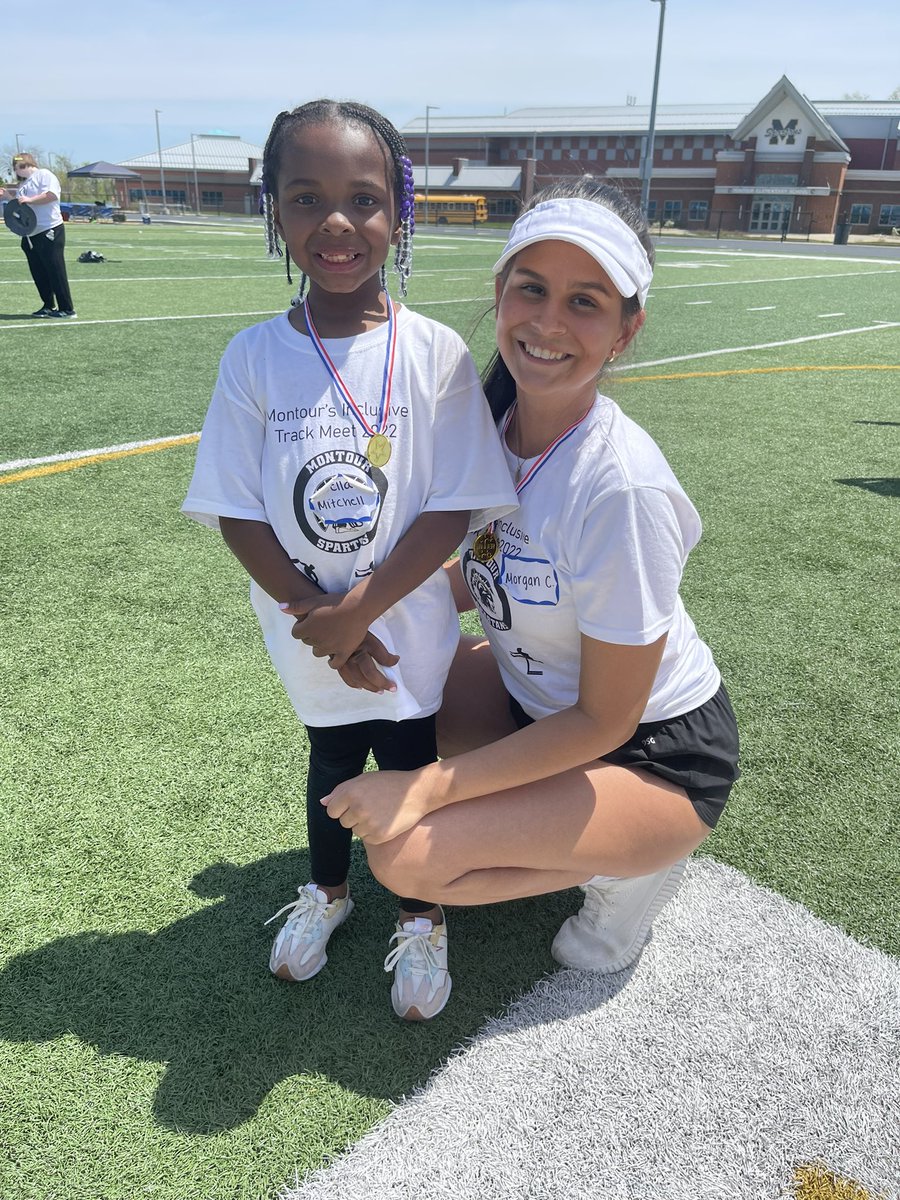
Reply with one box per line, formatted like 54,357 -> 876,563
461,394 -> 720,723
183,306 -> 518,726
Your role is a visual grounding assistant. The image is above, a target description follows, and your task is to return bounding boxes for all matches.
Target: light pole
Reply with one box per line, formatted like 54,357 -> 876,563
639,0 -> 666,219
191,134 -> 200,212
424,105 -> 440,225
154,109 -> 168,213
15,134 -> 24,154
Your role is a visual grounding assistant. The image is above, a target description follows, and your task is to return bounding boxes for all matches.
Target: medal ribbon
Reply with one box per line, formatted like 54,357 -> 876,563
303,295 -> 397,440
473,401 -> 592,561
501,402 -> 591,498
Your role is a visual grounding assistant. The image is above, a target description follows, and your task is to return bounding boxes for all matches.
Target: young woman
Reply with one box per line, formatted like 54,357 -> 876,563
317,178 -> 740,977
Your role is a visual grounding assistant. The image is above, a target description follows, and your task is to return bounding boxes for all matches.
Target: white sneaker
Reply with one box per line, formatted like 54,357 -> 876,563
265,882 -> 353,981
384,915 -> 451,1021
551,859 -> 687,973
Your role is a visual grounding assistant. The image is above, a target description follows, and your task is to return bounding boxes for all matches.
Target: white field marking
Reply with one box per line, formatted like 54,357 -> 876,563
0,432 -> 200,473
657,245 -> 900,265
0,309 -> 284,332
686,300 -> 714,305
1,274 -> 283,286
651,267 -> 899,292
818,312 -> 847,317
747,305 -> 777,311
619,321 -> 900,371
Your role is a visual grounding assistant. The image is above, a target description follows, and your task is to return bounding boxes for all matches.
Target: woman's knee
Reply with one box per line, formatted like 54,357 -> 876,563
364,828 -> 438,898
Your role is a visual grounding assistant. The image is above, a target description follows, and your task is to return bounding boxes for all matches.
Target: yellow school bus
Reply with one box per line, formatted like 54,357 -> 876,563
414,193 -> 488,225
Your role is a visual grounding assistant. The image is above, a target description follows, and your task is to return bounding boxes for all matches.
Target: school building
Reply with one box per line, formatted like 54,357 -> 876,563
119,133 -> 264,214
402,77 -> 900,237
112,78 -> 899,236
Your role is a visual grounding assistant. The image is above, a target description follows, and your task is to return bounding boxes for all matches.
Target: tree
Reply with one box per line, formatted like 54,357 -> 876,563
888,85 -> 900,101
841,91 -> 871,100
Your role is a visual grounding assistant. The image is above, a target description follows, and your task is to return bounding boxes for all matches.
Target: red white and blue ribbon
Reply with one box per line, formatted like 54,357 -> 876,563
501,401 -> 592,496
303,296 -> 397,441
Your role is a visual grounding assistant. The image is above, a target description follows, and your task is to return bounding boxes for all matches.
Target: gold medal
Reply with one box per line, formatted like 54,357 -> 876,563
366,433 -> 392,467
472,529 -> 499,563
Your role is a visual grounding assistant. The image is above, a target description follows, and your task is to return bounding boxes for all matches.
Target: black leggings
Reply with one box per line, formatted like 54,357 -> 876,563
21,225 -> 74,312
305,715 -> 437,913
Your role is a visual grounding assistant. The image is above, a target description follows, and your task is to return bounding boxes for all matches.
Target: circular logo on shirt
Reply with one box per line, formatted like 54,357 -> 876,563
294,449 -> 388,553
462,548 -> 511,631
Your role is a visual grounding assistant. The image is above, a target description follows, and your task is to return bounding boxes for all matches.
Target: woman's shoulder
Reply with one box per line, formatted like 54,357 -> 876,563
587,396 -> 683,492
398,306 -> 467,353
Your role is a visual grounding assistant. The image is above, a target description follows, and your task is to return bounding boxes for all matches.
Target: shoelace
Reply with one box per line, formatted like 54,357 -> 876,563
581,885 -> 619,926
383,922 -> 443,982
263,885 -> 325,932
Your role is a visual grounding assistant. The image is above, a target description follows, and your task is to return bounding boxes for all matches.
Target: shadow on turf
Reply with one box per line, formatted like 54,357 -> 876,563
835,476 -> 900,497
0,850 -> 581,1134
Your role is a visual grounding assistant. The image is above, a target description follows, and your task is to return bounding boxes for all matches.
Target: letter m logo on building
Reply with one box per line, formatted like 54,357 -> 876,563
766,118 -> 801,145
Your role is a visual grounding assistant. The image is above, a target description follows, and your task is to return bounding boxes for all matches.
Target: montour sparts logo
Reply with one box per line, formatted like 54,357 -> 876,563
766,118 -> 801,145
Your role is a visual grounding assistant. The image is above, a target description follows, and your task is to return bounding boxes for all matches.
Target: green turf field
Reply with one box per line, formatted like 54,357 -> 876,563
1,221 -> 898,1200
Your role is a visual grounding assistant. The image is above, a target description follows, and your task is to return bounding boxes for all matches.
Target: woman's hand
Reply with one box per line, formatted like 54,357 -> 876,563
321,769 -> 432,844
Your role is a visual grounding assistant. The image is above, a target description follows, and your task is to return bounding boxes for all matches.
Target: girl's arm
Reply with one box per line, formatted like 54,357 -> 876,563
219,516 -> 322,606
322,630 -> 667,843
282,509 -> 470,667
444,556 -> 476,613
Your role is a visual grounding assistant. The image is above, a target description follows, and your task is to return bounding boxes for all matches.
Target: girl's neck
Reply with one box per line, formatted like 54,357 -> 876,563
295,276 -> 393,339
510,388 -> 597,459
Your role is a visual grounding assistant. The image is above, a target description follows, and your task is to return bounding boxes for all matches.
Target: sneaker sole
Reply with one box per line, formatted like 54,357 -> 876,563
392,980 -> 452,1022
551,859 -> 688,974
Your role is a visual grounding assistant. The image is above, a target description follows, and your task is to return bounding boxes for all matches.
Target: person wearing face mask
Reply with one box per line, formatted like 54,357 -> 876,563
2,153 -> 76,318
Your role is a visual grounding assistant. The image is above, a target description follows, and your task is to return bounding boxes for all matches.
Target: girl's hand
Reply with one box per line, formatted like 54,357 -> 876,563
321,769 -> 430,844
335,633 -> 400,693
280,593 -> 369,668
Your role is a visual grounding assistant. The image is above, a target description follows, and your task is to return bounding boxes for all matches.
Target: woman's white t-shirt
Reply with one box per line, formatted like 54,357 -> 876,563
16,169 -> 62,234
461,394 -> 720,724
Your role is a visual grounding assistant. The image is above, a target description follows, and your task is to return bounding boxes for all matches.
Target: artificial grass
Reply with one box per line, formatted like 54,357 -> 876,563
1,223 -> 898,1199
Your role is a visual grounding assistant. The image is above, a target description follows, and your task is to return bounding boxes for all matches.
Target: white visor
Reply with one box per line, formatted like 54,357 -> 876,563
492,198 -> 653,307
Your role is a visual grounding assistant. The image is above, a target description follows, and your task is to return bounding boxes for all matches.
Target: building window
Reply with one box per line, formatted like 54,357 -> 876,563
662,149 -> 674,161
647,200 -> 658,219
587,149 -> 598,160
689,200 -> 709,222
552,149 -> 562,161
702,147 -> 714,160
682,148 -> 694,161
663,200 -> 682,221
849,204 -> 872,224
202,190 -> 223,208
877,204 -> 900,226
561,138 -> 571,149
605,148 -> 616,161
489,198 -> 518,216
597,137 -> 607,149
674,136 -> 684,148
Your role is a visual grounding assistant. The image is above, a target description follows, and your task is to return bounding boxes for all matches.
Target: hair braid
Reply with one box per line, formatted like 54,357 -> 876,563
259,99 -> 415,296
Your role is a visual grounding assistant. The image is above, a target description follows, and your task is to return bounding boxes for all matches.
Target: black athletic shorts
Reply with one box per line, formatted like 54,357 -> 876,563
508,682 -> 740,829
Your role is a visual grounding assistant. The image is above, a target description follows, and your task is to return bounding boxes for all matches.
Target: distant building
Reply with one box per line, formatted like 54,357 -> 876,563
402,77 -> 900,236
120,132 -> 263,214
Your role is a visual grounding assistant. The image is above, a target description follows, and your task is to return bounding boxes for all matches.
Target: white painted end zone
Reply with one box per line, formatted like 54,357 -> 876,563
283,859 -> 900,1200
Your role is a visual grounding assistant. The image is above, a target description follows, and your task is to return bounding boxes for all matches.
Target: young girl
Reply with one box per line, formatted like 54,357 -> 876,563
182,100 -> 517,1021
316,179 -> 740,977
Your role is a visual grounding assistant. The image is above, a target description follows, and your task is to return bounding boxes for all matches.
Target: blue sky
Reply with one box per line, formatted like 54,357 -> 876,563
4,0 -> 897,168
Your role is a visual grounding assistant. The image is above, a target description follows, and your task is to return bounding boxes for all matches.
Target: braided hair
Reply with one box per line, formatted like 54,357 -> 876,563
482,177 -> 655,421
260,99 -> 415,300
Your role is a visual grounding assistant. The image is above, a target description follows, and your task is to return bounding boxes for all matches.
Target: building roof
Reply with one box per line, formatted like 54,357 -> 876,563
412,165 -> 521,190
404,104 -> 753,138
121,133 -> 263,173
732,76 -> 849,153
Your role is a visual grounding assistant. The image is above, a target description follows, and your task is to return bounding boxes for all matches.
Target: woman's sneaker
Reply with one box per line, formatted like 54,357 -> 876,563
31,307 -> 56,317
265,883 -> 353,981
551,859 -> 687,973
384,915 -> 451,1021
